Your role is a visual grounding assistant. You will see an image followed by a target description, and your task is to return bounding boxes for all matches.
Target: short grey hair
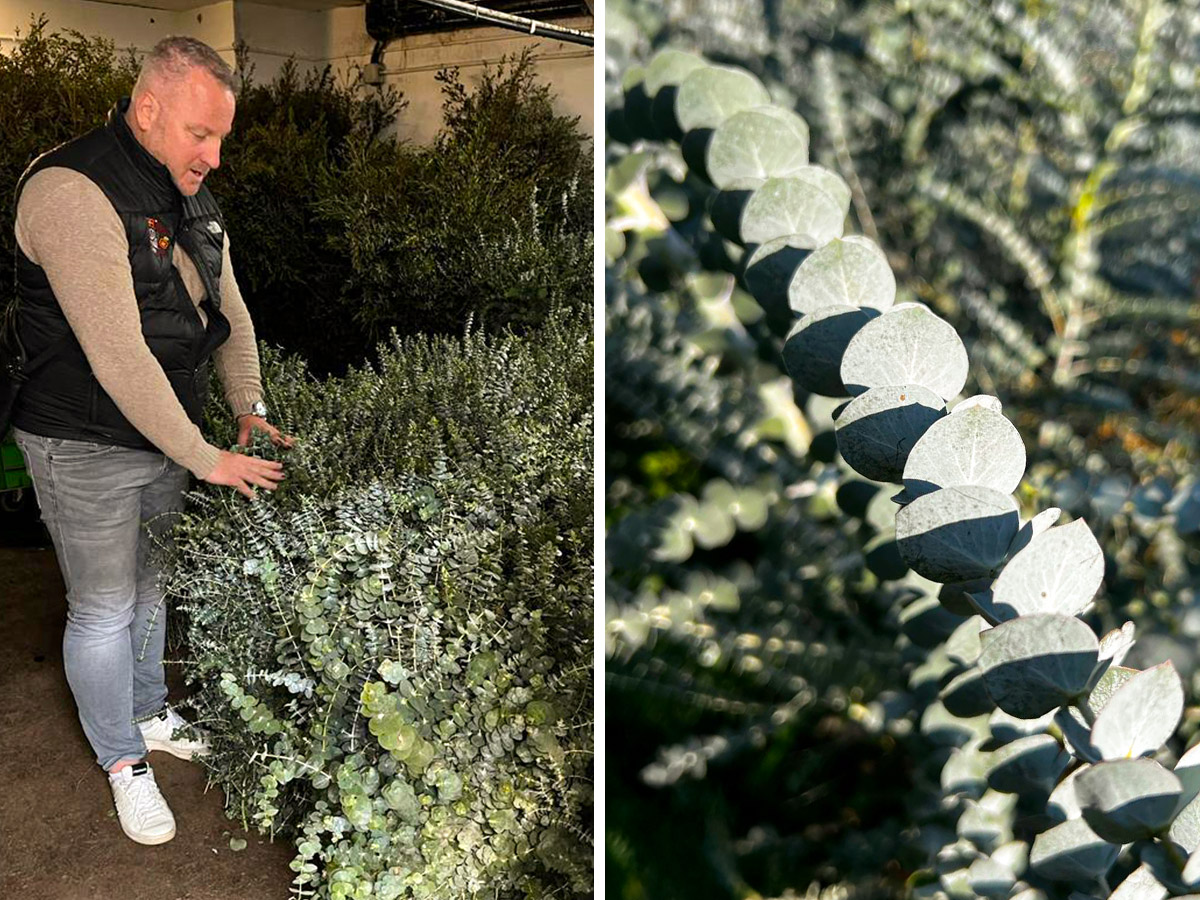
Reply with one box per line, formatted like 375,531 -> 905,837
134,36 -> 236,95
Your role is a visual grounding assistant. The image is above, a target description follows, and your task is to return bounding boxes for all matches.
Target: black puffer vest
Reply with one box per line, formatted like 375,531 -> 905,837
11,96 -> 230,449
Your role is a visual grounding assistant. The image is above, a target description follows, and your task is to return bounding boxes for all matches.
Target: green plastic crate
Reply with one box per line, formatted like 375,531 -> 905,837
2,435 -> 31,491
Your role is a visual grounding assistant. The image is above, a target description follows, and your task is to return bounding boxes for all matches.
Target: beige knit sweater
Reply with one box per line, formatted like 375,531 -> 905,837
14,167 -> 264,480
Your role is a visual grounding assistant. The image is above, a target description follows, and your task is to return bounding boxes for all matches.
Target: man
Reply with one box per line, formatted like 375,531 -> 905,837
10,36 -> 290,845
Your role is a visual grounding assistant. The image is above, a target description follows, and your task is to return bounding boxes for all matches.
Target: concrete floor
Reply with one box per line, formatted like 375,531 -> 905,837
0,496 -> 296,899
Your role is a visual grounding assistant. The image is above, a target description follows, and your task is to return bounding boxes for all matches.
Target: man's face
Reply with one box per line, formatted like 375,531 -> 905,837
134,67 -> 235,196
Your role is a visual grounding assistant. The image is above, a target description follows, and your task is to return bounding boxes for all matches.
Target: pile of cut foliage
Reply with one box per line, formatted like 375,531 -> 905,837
165,307 -> 593,899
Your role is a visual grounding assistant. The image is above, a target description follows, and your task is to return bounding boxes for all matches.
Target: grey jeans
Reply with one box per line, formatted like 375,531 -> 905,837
12,428 -> 189,770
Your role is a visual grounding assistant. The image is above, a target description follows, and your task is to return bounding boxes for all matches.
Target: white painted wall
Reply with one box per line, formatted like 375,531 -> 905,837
0,0 -> 594,144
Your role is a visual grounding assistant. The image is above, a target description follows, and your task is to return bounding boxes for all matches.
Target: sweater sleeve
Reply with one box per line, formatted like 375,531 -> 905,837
211,235 -> 264,418
14,167 -> 222,479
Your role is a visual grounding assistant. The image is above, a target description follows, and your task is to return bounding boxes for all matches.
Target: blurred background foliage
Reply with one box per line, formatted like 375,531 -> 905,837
605,0 -> 1200,897
0,17 -> 593,375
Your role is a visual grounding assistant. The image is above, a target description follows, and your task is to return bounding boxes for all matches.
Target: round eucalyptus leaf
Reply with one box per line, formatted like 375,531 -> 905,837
865,488 -> 900,533
1048,765 -> 1089,822
900,593 -> 964,649
864,531 -> 908,581
937,867 -> 972,900
940,582 -> 983,617
792,165 -> 851,210
944,616 -> 985,667
648,51 -> 710,138
953,395 -> 1003,415
742,237 -> 813,325
921,700 -> 991,747
957,790 -> 1017,854
1141,843 -> 1195,895
1054,706 -> 1102,764
620,67 -> 657,140
1008,507 -> 1063,557
648,47 -> 710,95
966,857 -> 1016,899
986,734 -> 1070,796
651,525 -> 693,563
1176,742 -> 1200,808
741,174 -> 847,246
983,520 -> 1104,622
942,738 -> 990,798
1098,621 -> 1136,666
895,485 -> 1020,584
788,236 -> 896,316
1183,847 -> 1200,888
841,303 -> 970,400
941,666 -> 995,718
1170,794 -> 1200,855
675,65 -> 772,133
1110,863 -> 1170,900
902,404 -> 1026,501
730,487 -> 769,530
1090,662 -> 1184,761
783,304 -> 880,397
700,478 -> 738,510
989,707 -> 1057,745
644,49 -> 708,138
978,614 -> 1100,719
605,226 -> 626,263
708,190 -> 755,244
691,503 -> 736,549
1075,758 -> 1183,843
1029,817 -> 1119,882
991,841 -> 1029,879
835,384 -> 946,484
1083,665 -> 1138,721
707,107 -> 810,190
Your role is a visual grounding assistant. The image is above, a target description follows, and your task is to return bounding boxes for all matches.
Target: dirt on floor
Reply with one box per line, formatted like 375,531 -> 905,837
0,496 -> 297,900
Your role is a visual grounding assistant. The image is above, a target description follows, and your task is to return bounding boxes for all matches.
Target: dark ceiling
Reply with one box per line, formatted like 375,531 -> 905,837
365,0 -> 591,39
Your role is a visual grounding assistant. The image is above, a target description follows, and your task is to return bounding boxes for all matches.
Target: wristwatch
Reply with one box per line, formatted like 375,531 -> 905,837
240,401 -> 268,419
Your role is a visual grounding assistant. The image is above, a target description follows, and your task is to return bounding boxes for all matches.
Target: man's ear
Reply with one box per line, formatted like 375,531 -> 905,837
132,91 -> 160,132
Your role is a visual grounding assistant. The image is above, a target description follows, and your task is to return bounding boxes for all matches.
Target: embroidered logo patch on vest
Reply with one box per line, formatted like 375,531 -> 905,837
146,217 -> 171,256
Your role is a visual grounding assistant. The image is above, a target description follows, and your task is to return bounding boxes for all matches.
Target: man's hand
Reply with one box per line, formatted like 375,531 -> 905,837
236,414 -> 295,449
203,449 -> 286,499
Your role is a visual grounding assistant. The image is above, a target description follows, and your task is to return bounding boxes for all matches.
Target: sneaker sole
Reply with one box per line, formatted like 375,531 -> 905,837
119,820 -> 177,845
143,738 -> 211,761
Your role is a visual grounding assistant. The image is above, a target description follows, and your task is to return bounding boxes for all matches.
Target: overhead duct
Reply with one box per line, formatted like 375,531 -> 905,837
365,0 -> 594,47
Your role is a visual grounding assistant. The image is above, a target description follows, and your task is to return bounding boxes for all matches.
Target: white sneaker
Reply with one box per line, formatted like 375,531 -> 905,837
138,707 -> 211,760
108,761 -> 176,845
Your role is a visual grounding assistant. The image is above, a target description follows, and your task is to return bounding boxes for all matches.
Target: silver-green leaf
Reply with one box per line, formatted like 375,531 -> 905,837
1075,758 -> 1182,843
706,107 -> 811,190
1029,817 -> 1119,881
978,614 -> 1100,719
675,65 -> 771,132
788,235 -> 896,316
783,305 -> 879,397
984,520 -> 1105,621
902,403 -> 1026,500
895,485 -> 1020,584
834,384 -> 946,483
841,303 -> 969,401
741,173 -> 847,246
1090,662 -> 1184,761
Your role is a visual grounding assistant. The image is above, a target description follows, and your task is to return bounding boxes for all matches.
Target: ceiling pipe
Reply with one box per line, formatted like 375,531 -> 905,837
399,0 -> 593,46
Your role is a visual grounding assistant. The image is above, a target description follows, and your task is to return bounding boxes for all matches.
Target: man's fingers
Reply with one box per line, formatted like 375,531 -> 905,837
248,472 -> 283,491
